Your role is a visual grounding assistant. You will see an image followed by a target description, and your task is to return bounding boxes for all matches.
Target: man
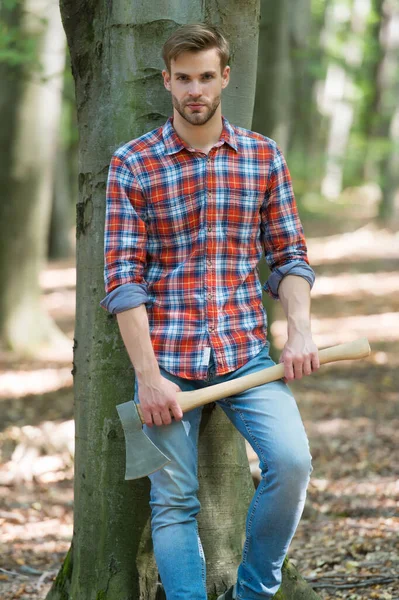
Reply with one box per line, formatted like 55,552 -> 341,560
101,23 -> 319,600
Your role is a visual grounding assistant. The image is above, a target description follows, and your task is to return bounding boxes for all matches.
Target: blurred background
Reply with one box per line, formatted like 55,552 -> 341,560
0,0 -> 398,598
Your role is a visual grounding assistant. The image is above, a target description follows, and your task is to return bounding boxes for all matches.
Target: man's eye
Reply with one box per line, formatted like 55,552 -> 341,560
177,76 -> 188,81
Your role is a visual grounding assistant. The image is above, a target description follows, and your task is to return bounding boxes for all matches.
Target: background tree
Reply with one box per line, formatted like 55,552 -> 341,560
252,0 -> 313,361
47,1 -> 320,599
48,67 -> 78,260
0,0 -> 68,353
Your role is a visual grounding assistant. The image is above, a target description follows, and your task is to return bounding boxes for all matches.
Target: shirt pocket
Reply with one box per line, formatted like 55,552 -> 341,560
147,190 -> 203,247
224,189 -> 263,246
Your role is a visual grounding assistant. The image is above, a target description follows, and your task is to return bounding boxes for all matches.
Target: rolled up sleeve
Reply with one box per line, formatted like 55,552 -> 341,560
260,146 -> 315,299
101,154 -> 149,313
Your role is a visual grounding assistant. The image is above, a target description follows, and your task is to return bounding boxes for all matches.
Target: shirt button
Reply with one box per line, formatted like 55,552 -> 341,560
209,326 -> 215,332
207,292 -> 213,300
208,226 -> 213,232
207,259 -> 212,267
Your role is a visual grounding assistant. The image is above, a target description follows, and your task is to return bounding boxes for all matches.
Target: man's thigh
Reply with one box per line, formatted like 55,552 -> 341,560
215,348 -> 311,472
134,371 -> 203,497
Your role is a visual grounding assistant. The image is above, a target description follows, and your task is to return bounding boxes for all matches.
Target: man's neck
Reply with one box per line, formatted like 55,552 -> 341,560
172,110 -> 223,155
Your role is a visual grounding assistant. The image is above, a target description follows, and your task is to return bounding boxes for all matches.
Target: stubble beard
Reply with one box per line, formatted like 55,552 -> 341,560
172,94 -> 221,126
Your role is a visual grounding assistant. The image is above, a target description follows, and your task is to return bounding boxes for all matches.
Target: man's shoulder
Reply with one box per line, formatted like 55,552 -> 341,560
112,124 -> 165,167
230,122 -> 278,154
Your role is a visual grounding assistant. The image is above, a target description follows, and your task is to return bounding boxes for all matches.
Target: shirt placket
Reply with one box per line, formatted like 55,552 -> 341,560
204,149 -> 222,374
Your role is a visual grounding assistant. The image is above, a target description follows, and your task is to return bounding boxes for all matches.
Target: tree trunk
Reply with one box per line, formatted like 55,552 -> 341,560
320,0 -> 371,199
253,0 -> 291,151
0,0 -> 67,353
48,1 -> 319,598
375,0 -> 399,224
48,144 -> 74,259
380,104 -> 399,226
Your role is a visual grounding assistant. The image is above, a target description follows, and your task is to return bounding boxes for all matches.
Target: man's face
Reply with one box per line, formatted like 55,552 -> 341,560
162,48 -> 230,126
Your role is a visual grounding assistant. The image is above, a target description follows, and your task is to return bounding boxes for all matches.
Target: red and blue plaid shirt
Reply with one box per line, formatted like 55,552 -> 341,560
101,117 -> 314,380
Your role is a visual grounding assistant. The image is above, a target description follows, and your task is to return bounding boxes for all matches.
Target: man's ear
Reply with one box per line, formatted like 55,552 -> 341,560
221,65 -> 230,89
162,69 -> 171,91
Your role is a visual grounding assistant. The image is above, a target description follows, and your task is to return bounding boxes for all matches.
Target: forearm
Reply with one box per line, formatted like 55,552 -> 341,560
277,275 -> 319,380
116,304 -> 160,383
278,275 -> 312,336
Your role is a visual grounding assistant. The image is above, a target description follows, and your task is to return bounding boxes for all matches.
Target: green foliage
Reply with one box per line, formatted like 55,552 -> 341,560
0,24 -> 39,67
0,0 -> 41,69
2,0 -> 19,10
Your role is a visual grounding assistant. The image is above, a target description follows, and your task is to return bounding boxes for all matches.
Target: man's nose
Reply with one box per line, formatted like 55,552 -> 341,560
188,81 -> 202,96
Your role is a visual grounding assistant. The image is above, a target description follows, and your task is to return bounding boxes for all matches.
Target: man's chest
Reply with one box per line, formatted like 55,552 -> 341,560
137,151 -> 270,245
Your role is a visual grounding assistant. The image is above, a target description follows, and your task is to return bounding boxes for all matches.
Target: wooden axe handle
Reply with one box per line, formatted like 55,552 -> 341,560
137,337 -> 370,422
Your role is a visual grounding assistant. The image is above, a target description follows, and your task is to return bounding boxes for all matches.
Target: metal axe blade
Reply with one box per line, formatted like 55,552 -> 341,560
116,400 -> 171,480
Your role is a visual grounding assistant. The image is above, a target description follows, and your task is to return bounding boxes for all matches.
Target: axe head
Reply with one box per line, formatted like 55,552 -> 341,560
116,400 -> 171,480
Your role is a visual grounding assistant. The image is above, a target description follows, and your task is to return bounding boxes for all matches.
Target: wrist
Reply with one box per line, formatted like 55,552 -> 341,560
287,316 -> 311,336
135,361 -> 161,384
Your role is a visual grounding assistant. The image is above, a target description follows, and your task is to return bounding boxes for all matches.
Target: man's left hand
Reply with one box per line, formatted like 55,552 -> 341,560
279,332 -> 320,381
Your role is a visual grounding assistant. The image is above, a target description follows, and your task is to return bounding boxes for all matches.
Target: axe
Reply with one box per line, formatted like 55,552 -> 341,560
117,337 -> 370,480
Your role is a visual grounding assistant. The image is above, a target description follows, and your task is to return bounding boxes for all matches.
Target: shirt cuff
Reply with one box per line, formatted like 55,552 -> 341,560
262,260 -> 315,300
100,283 -> 149,314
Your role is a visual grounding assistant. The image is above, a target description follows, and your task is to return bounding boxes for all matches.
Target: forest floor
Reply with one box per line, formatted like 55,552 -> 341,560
0,205 -> 398,600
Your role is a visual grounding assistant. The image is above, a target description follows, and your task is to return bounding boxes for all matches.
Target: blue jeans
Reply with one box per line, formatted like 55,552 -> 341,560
134,344 -> 312,600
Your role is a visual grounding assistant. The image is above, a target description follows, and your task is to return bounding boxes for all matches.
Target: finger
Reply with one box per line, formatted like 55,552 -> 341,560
311,351 -> 320,371
141,407 -> 154,428
303,356 -> 312,376
170,401 -> 183,421
293,357 -> 304,380
284,357 -> 295,381
152,412 -> 163,427
160,408 -> 172,426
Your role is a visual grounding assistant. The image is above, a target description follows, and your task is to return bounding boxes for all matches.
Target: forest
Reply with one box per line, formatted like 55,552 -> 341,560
0,0 -> 398,599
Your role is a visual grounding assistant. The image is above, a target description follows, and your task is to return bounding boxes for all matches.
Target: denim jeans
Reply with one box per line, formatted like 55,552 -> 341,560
134,343 -> 313,600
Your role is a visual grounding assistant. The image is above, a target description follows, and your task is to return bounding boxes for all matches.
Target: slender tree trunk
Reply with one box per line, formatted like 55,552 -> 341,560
0,0 -> 67,353
380,104 -> 399,225
320,0 -> 371,199
375,1 -> 399,224
48,144 -> 74,259
253,0 -> 292,151
48,1 -> 319,598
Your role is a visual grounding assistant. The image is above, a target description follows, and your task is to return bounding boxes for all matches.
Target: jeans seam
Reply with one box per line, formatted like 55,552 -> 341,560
242,476 -> 267,569
193,411 -> 206,587
223,399 -> 269,570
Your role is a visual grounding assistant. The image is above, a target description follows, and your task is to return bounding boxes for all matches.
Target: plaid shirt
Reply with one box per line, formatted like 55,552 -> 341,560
101,117 -> 314,380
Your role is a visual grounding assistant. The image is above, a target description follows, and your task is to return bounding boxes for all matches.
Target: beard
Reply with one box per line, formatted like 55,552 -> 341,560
172,94 -> 221,126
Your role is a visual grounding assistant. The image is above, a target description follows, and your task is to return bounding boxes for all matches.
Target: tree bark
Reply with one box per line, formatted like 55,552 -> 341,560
0,0 -> 67,353
47,1 -> 319,598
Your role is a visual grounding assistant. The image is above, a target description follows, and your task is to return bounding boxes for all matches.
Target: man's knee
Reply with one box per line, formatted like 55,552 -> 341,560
262,442 -> 313,485
150,491 -> 201,532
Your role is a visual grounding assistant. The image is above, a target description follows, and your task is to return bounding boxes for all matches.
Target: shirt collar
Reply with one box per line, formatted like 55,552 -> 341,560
162,116 -> 238,155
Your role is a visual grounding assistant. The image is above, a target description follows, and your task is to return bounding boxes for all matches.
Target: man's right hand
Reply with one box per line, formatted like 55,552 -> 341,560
137,375 -> 183,427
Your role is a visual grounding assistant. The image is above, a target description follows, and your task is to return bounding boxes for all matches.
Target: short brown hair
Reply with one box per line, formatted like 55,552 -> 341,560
162,23 -> 230,73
